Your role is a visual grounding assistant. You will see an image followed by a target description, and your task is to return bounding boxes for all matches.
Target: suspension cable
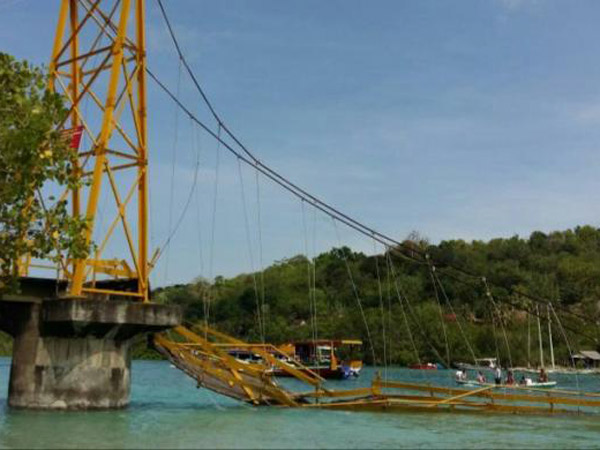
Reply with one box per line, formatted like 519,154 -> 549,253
311,205 -> 318,344
549,302 -> 581,396
193,125 -> 205,280
430,265 -> 478,365
204,124 -> 222,337
164,58 -> 183,285
372,238 -> 387,379
153,120 -> 202,268
255,170 -> 267,340
489,303 -> 502,369
301,201 -> 317,344
385,254 -> 394,367
427,263 -> 598,343
427,260 -> 451,367
387,253 -> 448,370
332,218 -> 376,365
483,277 -> 513,369
385,253 -> 421,368
237,158 -> 264,342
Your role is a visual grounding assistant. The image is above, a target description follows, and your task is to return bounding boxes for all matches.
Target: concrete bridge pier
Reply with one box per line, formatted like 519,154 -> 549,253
0,278 -> 181,410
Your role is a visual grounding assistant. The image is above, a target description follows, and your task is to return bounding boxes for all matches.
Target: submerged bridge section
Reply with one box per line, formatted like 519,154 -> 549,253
155,324 -> 600,416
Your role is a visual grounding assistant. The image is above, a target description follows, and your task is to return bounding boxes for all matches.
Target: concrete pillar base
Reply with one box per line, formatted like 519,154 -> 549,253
0,282 -> 181,410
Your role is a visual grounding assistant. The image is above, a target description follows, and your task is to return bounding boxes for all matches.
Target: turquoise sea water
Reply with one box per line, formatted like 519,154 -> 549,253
1,358 -> 600,449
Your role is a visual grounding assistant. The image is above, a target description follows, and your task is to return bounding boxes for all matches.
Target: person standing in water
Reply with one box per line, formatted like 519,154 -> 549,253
494,366 -> 502,385
506,370 -> 515,386
477,371 -> 486,383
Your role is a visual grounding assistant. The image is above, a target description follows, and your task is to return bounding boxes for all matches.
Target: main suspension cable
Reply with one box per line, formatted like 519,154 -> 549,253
150,0 -> 597,339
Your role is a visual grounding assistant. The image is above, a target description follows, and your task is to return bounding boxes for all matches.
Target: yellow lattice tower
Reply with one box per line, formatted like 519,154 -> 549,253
44,0 -> 150,301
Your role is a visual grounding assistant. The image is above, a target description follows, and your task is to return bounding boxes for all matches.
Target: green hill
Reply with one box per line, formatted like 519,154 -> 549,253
154,225 -> 600,367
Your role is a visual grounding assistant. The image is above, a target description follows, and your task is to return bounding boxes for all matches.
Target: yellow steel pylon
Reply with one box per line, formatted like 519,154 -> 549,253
44,0 -> 150,301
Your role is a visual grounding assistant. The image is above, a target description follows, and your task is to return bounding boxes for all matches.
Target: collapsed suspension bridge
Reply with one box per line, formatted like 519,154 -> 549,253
153,324 -> 600,414
3,0 -> 600,416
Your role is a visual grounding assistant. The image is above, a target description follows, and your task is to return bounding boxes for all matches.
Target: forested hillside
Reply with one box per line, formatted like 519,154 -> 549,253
154,226 -> 600,367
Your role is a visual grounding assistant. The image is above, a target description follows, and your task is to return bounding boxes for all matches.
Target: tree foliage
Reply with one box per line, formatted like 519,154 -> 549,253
0,53 -> 89,292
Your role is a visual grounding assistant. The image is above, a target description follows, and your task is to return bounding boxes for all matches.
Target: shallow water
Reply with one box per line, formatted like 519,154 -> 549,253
0,358 -> 599,449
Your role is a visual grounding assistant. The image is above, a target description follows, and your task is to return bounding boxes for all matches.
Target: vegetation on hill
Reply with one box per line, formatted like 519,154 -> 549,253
154,226 -> 600,367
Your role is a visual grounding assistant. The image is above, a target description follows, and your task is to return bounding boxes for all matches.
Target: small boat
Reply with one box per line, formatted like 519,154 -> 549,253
273,339 -> 363,379
513,366 -> 599,375
454,357 -> 497,371
409,362 -> 442,370
227,348 -> 265,365
456,379 -> 557,389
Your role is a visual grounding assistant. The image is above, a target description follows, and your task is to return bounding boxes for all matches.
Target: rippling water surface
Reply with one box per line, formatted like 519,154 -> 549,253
1,357 -> 600,448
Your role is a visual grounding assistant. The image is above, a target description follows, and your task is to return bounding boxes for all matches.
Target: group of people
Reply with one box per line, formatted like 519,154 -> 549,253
455,367 -> 549,386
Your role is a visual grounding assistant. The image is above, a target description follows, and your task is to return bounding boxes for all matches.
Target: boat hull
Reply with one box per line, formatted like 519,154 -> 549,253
455,363 -> 495,371
409,363 -> 440,370
274,366 -> 359,380
512,366 -> 600,375
456,380 -> 557,389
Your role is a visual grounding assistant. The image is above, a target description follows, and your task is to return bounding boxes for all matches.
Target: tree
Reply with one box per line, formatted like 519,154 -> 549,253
0,53 -> 89,293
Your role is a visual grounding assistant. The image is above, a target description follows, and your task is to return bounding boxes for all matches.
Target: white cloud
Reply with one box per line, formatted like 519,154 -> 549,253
573,102 -> 600,124
496,0 -> 539,12
147,18 -> 240,63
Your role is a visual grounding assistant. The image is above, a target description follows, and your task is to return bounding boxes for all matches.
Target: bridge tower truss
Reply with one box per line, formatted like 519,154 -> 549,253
43,0 -> 150,301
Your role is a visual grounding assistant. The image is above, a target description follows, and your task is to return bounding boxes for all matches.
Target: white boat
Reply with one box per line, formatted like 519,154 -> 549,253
455,357 -> 497,371
456,379 -> 557,389
513,366 -> 599,375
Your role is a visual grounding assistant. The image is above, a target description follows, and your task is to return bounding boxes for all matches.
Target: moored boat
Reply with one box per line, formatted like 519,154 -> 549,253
456,378 -> 557,389
454,357 -> 497,372
273,339 -> 363,379
512,366 -> 599,375
409,362 -> 443,370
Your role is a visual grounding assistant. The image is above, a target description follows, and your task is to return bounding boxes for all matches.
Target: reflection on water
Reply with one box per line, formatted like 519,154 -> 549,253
0,358 -> 599,449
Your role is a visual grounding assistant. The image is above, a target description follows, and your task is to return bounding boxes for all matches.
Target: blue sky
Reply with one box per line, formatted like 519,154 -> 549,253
3,0 -> 600,286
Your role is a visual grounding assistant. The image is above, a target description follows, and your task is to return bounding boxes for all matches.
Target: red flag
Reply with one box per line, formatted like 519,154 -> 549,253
60,126 -> 84,150
69,126 -> 84,150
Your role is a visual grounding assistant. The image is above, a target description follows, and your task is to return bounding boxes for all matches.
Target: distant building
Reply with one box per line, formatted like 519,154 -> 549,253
571,350 -> 600,369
